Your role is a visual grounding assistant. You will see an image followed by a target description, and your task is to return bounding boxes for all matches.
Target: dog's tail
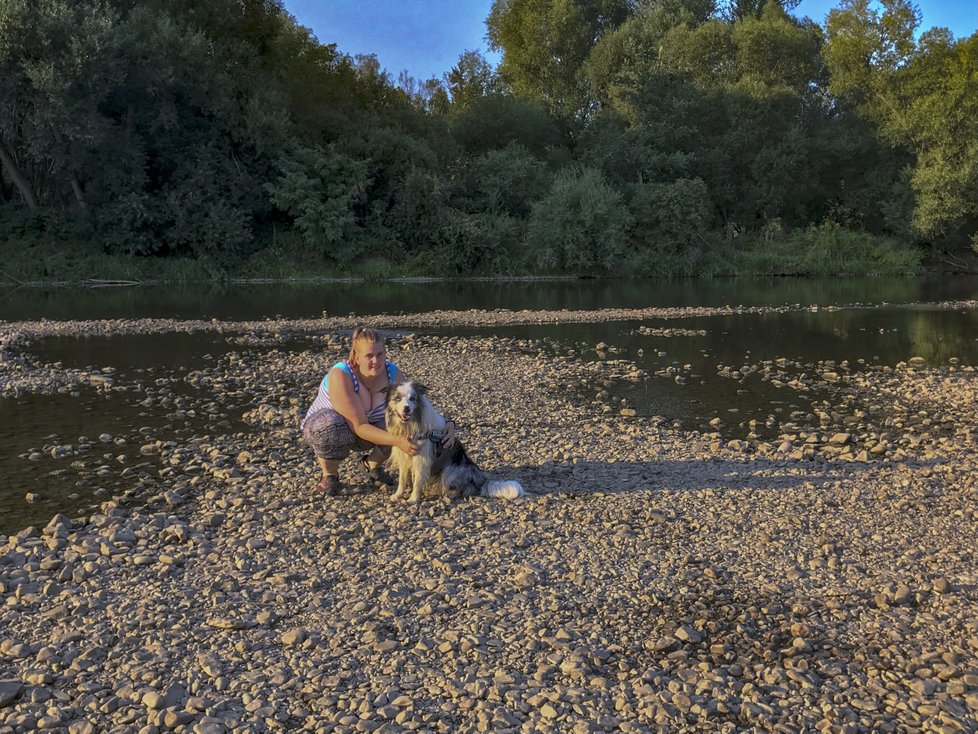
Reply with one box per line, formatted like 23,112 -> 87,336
482,479 -> 531,499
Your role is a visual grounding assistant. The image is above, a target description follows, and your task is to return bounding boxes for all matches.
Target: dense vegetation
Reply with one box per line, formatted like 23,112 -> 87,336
0,0 -> 975,281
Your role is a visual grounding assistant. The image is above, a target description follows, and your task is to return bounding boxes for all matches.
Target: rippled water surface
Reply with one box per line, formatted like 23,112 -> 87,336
2,277 -> 977,533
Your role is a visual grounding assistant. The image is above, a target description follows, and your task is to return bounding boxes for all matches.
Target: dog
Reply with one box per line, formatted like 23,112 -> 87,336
382,381 -> 526,503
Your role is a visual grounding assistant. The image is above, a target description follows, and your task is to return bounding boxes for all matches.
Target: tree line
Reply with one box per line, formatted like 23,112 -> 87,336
1,0 -> 975,278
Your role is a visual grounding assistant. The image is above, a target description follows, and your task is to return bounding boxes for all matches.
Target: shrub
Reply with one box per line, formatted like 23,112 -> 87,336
525,167 -> 632,272
458,143 -> 552,218
737,223 -> 923,275
266,145 -> 370,260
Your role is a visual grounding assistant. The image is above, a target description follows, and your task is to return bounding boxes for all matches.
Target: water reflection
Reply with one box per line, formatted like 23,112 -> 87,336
443,305 -> 978,436
0,333 -> 245,534
2,276 -> 976,321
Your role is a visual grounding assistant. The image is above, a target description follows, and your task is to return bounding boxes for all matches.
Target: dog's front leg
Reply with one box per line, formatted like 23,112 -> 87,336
390,456 -> 408,501
408,461 -> 426,504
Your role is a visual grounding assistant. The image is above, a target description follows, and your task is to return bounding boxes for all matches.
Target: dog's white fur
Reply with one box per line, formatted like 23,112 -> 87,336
384,382 -> 526,503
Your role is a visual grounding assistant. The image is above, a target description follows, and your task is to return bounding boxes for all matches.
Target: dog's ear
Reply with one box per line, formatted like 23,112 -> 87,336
412,382 -> 429,396
379,384 -> 397,400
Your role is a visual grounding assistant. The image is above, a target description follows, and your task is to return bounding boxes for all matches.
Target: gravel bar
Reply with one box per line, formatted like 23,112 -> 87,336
0,318 -> 976,733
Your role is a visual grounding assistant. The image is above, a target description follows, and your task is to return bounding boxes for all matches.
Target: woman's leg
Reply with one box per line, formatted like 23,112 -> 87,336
303,410 -> 357,486
364,445 -> 389,469
360,417 -> 394,487
316,456 -> 341,480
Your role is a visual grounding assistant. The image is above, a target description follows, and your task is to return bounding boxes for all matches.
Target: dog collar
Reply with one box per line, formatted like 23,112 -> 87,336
428,433 -> 443,444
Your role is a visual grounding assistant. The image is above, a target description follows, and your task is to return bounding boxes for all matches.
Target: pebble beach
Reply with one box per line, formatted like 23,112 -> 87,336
1,306 -> 977,733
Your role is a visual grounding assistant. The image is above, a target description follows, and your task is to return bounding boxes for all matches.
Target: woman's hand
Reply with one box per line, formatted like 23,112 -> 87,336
399,436 -> 420,456
442,420 -> 456,449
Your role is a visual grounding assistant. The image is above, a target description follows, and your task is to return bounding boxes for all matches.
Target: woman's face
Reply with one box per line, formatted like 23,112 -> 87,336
353,339 -> 386,377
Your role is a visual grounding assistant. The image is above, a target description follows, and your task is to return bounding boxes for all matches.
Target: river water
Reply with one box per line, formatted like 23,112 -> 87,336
2,276 -> 977,533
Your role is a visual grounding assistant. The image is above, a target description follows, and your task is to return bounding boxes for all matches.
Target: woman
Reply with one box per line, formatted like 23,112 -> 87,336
302,327 -> 456,495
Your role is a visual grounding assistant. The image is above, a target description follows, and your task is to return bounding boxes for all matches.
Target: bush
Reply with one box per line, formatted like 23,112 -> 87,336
737,223 -> 923,275
458,143 -> 552,218
266,145 -> 370,260
384,165 -> 448,252
626,235 -> 737,277
629,178 -> 712,246
525,167 -> 632,272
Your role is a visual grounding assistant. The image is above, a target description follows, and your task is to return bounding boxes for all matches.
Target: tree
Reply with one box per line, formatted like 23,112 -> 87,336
266,145 -> 369,258
457,143 -> 552,217
445,50 -> 499,110
898,31 -> 978,238
0,0 -> 121,213
487,0 -> 632,119
583,0 -> 716,109
823,0 -> 919,115
451,94 -> 563,154
825,0 -> 978,240
525,166 -> 632,270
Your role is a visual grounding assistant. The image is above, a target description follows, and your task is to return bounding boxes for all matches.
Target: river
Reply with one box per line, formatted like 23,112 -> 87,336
2,276 -> 977,533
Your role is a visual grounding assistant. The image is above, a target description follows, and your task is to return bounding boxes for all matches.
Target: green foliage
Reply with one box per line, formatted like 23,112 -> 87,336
408,210 -> 527,275
267,145 -> 369,259
385,165 -> 448,252
737,223 -> 923,275
487,0 -> 631,118
899,32 -> 978,239
823,0 -> 919,111
579,74 -> 700,185
626,235 -> 737,278
731,2 -> 824,93
823,1 -> 978,242
525,167 -> 632,271
625,177 -> 724,276
445,51 -> 499,110
0,0 -> 969,279
583,0 -> 715,106
630,177 -> 712,247
450,94 -> 562,155
457,143 -> 552,217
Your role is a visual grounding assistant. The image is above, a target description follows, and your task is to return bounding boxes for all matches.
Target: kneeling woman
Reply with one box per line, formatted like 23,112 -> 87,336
302,327 -> 455,495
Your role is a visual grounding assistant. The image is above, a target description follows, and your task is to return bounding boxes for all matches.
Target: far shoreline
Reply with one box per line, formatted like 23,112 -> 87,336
3,270 -> 973,290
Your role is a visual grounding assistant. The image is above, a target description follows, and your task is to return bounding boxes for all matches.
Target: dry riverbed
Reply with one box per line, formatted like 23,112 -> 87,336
1,309 -> 977,733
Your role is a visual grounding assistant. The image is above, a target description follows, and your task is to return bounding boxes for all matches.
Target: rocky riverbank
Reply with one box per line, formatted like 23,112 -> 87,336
1,314 -> 977,733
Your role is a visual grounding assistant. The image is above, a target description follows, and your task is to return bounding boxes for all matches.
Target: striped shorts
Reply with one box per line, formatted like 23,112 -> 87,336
302,408 -> 388,461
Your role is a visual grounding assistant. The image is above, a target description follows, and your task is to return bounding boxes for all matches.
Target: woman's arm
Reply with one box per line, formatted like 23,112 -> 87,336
327,368 -> 418,454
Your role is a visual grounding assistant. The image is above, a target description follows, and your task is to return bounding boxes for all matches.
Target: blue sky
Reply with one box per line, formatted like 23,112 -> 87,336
281,0 -> 977,82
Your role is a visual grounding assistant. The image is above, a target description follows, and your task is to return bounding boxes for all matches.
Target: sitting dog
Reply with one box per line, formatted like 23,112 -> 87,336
383,381 -> 525,503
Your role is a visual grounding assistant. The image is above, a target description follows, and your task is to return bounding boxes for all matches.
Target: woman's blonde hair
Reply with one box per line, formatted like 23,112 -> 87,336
347,327 -> 385,367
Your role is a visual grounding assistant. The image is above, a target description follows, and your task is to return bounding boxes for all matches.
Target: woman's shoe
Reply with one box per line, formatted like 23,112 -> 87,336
360,454 -> 395,488
316,475 -> 341,496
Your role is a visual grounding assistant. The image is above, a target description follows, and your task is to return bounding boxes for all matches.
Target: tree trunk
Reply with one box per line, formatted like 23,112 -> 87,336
0,139 -> 39,211
70,175 -> 87,212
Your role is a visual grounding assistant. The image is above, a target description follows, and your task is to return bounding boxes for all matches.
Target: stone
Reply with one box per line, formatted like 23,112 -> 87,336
281,628 -> 308,646
0,680 -> 22,706
933,577 -> 952,594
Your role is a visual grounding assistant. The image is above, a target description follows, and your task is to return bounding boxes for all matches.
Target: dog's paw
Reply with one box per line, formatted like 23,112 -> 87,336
408,491 -> 422,504
390,489 -> 403,501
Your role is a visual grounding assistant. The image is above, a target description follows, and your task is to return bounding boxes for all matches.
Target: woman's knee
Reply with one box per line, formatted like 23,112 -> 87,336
303,409 -> 356,460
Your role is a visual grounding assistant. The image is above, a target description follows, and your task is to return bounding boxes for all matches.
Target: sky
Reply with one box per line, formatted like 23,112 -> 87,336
281,0 -> 978,82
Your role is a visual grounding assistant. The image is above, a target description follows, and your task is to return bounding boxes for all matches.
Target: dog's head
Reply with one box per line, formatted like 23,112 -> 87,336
382,382 -> 428,425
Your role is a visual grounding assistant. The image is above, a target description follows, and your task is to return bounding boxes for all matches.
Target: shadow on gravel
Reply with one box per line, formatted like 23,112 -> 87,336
507,457 -> 877,496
